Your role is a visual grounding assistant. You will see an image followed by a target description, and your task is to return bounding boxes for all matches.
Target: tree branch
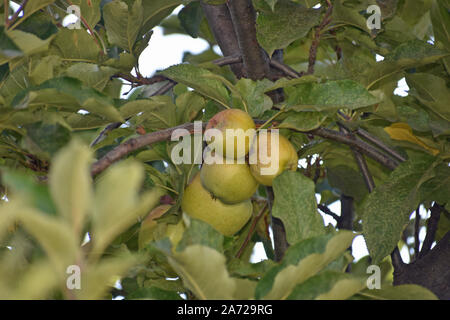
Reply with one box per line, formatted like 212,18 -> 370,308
307,0 -> 333,75
265,186 -> 289,262
419,203 -> 443,258
201,1 -> 244,78
318,204 -> 340,223
91,122 -> 205,176
309,127 -> 399,170
227,0 -> 271,80
414,205 -> 421,259
235,202 -> 268,259
339,125 -> 375,192
5,0 -> 28,29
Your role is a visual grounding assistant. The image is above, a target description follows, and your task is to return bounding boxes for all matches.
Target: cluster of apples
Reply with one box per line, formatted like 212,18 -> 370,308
181,109 -> 298,236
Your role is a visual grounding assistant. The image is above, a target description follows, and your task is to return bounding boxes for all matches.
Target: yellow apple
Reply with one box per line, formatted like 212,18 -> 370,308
205,109 -> 256,159
249,131 -> 298,186
181,173 -> 253,236
200,162 -> 258,204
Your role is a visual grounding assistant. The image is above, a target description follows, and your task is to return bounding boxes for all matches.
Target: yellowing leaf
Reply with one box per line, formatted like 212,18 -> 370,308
92,161 -> 163,257
49,140 -> 93,237
384,123 -> 439,155
168,245 -> 236,300
18,208 -> 79,275
263,231 -> 356,300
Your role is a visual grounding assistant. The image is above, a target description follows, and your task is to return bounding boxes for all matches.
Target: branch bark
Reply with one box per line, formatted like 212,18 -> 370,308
265,186 -> 289,262
201,2 -> 244,78
227,0 -> 271,80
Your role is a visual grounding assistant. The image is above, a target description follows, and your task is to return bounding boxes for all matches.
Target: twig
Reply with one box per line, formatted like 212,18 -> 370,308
265,186 -> 289,262
414,205 -> 421,259
306,0 -> 333,75
213,54 -> 242,66
227,0 -> 271,80
318,204 -> 341,223
91,122 -> 206,176
269,60 -> 303,78
309,127 -> 398,170
339,125 -> 375,192
116,73 -> 168,87
5,0 -> 28,29
235,203 -> 269,259
355,128 -> 407,163
419,203 -> 443,258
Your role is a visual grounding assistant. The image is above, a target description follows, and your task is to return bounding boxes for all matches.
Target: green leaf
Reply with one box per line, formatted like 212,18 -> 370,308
161,64 -> 230,108
17,0 -> 56,27
362,154 -> 437,263
49,140 -> 92,236
51,29 -> 101,62
168,245 -> 236,299
286,80 -> 379,111
177,218 -> 224,253
7,29 -> 54,56
64,63 -> 118,91
175,91 -> 206,123
278,111 -> 327,131
120,96 -> 177,129
140,0 -> 182,36
69,0 -> 102,29
103,0 -> 144,53
1,170 -> 57,215
92,161 -> 164,256
406,73 -> 450,122
272,171 -> 326,245
256,0 -> 321,56
327,165 -> 368,202
287,271 -> 366,300
365,40 -> 448,89
0,27 -> 23,64
255,231 -> 356,300
178,1 -> 203,38
357,284 -> 438,300
13,77 -> 124,122
234,78 -> 273,117
264,0 -> 278,11
431,0 -> 450,50
23,121 -> 72,158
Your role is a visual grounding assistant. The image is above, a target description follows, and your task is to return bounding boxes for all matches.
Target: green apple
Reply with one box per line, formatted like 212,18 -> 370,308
200,162 -> 258,204
181,173 -> 253,236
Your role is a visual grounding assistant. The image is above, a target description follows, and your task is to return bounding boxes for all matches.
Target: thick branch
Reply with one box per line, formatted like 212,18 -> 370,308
394,231 -> 450,299
201,2 -> 244,78
227,0 -> 271,80
419,203 -> 443,258
265,186 -> 289,262
91,123 -> 204,176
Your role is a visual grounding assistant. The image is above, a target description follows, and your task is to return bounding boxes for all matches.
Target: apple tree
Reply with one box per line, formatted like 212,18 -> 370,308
0,0 -> 448,300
